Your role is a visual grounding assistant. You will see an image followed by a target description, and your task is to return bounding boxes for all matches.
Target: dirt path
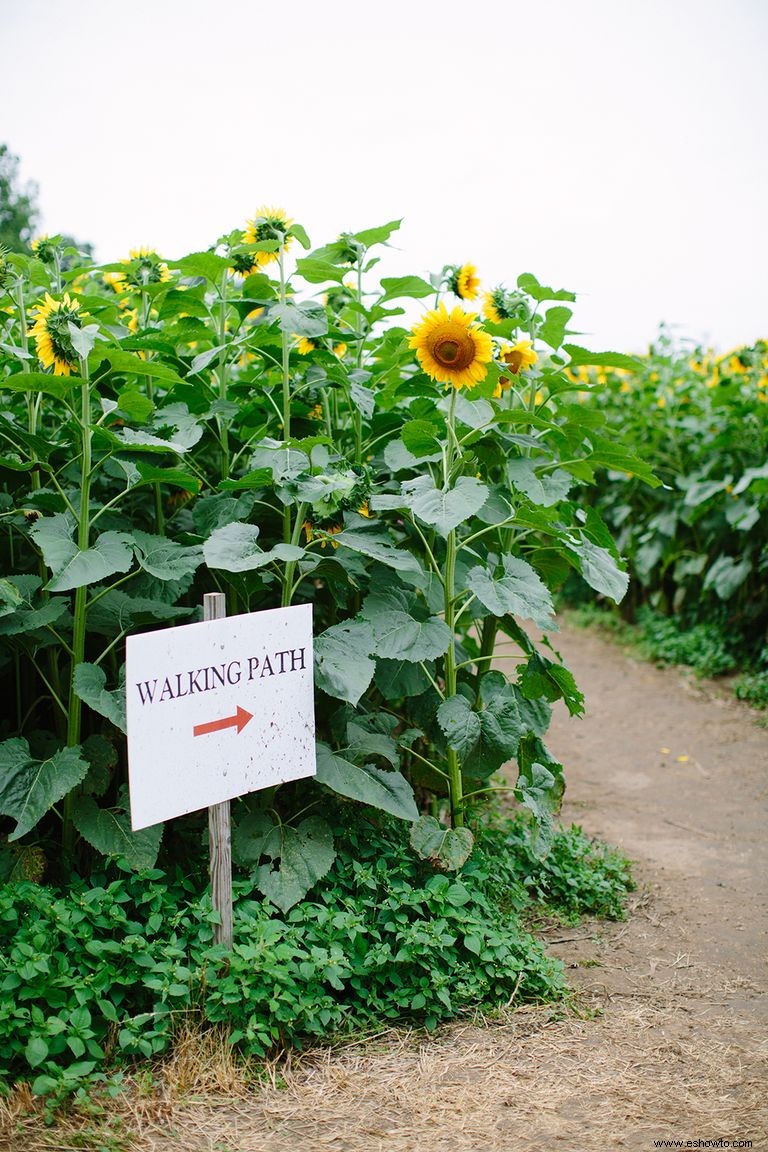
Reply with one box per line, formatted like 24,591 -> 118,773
14,625 -> 768,1151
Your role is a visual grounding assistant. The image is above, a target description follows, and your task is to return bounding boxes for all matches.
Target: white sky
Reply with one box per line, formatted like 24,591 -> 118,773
2,0 -> 766,353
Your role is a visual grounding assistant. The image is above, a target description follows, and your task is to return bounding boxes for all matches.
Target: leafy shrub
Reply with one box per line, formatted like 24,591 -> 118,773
734,672 -> 768,710
0,813 -> 632,1098
634,607 -> 737,677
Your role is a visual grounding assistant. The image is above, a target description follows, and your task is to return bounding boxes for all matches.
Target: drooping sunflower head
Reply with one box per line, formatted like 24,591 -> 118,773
410,303 -> 493,391
482,286 -> 531,325
229,250 -> 260,279
446,262 -> 480,301
500,338 -> 538,376
0,247 -> 13,291
121,247 -> 171,289
29,292 -> 85,376
31,234 -> 58,265
243,206 -> 293,267
334,233 -> 365,265
324,282 -> 356,316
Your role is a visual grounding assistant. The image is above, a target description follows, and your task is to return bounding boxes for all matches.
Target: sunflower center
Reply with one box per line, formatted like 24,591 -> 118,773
46,308 -> 81,366
433,333 -> 475,371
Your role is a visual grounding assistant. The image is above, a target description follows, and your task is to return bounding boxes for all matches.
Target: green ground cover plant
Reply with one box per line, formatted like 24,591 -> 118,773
0,811 -> 633,1101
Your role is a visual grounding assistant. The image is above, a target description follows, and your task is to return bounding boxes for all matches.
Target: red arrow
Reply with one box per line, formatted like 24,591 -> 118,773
193,705 -> 253,738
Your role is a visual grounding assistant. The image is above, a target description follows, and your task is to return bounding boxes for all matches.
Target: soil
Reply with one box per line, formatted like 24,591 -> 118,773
5,623 -> 768,1151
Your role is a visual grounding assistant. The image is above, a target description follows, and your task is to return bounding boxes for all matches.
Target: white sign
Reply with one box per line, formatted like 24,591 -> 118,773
126,604 -> 315,830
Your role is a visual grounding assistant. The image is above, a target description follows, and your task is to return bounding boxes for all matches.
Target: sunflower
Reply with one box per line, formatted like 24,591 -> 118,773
30,292 -> 85,376
109,247 -> 171,292
243,206 -> 293,267
501,339 -> 537,376
410,303 -> 493,390
446,262 -> 480,301
482,286 -> 531,325
31,234 -> 57,265
296,336 -> 315,355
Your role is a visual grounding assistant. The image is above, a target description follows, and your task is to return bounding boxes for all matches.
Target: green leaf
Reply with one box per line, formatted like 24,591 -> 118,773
134,463 -> 202,494
73,663 -> 127,733
314,619 -> 376,705
378,276 -> 434,303
168,251 -> 230,281
30,515 -> 135,593
703,555 -> 751,600
349,377 -> 375,419
437,695 -> 481,758
270,300 -> 328,338
539,305 -> 572,350
333,529 -> 422,576
409,815 -> 474,871
506,458 -> 572,506
0,739 -> 89,840
0,371 -> 79,399
116,388 -> 155,423
518,652 -> 584,717
352,219 -> 402,247
235,811 -> 335,912
72,795 -> 163,870
289,222 -> 311,249
295,256 -> 347,285
25,1037 -> 49,1069
467,554 -> 556,630
203,522 -> 304,572
566,538 -> 628,603
132,530 -> 203,581
315,742 -> 418,821
517,273 -> 576,302
0,577 -> 24,618
515,762 -> 557,853
93,349 -> 186,387
360,594 -> 452,662
585,434 -> 660,486
402,475 -> 489,537
374,659 -> 434,700
401,419 -> 443,457
563,344 -> 644,372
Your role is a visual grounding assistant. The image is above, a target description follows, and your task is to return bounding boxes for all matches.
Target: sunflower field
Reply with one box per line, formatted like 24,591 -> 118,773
0,214 -> 652,897
566,331 -> 768,682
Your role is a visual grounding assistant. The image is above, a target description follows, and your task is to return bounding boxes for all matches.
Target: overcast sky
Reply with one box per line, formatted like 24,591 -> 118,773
2,0 -> 766,353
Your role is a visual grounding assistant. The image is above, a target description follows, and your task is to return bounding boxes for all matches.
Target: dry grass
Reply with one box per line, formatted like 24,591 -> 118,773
2,992 -> 766,1152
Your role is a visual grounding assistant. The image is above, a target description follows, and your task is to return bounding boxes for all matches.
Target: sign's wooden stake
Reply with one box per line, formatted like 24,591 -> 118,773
204,592 -> 233,949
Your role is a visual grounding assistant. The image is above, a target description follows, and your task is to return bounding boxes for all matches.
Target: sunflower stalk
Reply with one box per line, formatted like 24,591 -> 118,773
139,282 -> 165,535
443,387 -> 464,828
62,355 -> 94,861
352,252 -> 364,464
278,247 -> 295,606
216,270 -> 231,479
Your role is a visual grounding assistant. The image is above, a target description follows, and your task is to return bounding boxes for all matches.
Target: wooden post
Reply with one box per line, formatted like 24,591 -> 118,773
204,592 -> 233,949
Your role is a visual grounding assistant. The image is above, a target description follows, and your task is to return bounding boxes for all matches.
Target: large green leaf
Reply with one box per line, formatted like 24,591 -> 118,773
506,458 -> 572,506
202,521 -> 304,573
409,815 -> 474,871
566,538 -> 628,603
270,300 -> 328,338
379,276 -> 433,303
30,515 -> 135,592
539,305 -> 572,350
73,663 -> 127,733
132,530 -> 204,581
360,593 -> 451,662
168,251 -> 230,281
314,619 -> 376,705
0,739 -> 89,841
374,659 -> 434,700
295,256 -> 348,285
402,475 -> 489,537
437,695 -> 481,759
438,683 -> 526,777
467,554 -> 556,630
703,554 -> 751,600
87,591 -> 193,635
333,529 -> 422,576
517,273 -> 576,303
235,812 -> 335,912
315,741 -> 418,821
518,652 -> 584,717
72,795 -> 163,870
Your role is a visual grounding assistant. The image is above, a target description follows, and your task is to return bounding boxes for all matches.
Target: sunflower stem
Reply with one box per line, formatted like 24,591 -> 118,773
278,247 -> 295,606
352,253 -> 364,464
217,270 -> 231,478
62,355 -> 94,863
443,389 -> 464,828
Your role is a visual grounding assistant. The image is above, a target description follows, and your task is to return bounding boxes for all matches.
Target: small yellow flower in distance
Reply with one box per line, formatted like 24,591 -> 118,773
657,395 -> 666,408
303,521 -> 314,544
243,206 -> 293,268
410,303 -> 492,391
447,262 -> 480,301
501,339 -> 537,376
30,292 -> 85,376
296,337 -> 315,355
333,343 -> 348,359
307,404 -> 323,421
246,306 -> 264,322
357,501 -> 372,518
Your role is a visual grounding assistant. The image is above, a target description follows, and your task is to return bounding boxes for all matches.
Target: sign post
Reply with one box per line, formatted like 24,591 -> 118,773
203,592 -> 233,948
125,598 -> 316,952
